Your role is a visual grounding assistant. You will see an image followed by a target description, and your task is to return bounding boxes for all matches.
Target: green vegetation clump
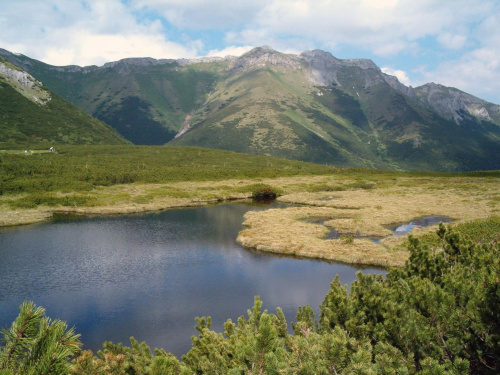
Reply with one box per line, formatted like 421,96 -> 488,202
1,225 -> 498,374
7,193 -> 98,209
339,233 -> 355,244
0,302 -> 81,375
251,186 -> 279,201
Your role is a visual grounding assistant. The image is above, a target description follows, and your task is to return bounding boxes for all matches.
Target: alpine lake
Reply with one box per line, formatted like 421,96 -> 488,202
0,201 -> 384,357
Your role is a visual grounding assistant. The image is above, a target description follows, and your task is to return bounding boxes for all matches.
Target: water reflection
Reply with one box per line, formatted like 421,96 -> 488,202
0,202 -> 384,357
391,216 -> 452,236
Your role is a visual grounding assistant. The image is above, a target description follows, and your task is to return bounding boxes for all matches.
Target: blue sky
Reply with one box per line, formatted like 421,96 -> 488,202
1,0 -> 499,104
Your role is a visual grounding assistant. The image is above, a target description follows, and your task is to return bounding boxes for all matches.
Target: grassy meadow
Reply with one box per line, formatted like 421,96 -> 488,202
1,144 -> 499,266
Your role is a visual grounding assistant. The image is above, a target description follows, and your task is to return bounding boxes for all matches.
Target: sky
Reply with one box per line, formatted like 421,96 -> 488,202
1,0 -> 499,104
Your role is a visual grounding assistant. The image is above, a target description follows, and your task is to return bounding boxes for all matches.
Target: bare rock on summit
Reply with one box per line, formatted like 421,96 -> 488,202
299,48 -> 415,98
0,59 -> 51,105
229,46 -> 302,74
416,82 -> 500,124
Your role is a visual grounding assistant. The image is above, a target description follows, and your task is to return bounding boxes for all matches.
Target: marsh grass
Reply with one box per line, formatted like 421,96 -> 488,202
387,216 -> 500,251
237,175 -> 499,266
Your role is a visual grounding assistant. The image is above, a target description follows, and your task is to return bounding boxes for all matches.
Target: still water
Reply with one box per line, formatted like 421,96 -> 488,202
0,202 -> 383,357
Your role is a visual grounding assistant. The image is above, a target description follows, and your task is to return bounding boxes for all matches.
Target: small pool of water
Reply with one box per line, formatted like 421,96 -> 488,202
312,215 -> 452,242
391,216 -> 452,236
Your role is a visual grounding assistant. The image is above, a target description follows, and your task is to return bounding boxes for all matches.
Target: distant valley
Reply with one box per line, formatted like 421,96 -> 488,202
1,46 -> 500,171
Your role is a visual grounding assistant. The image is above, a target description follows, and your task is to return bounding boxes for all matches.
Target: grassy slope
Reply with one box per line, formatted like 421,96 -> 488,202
334,70 -> 500,172
172,62 -> 500,172
171,65 -> 393,169
1,53 -> 222,145
0,77 -> 127,147
76,64 -> 221,145
0,145 -> 338,194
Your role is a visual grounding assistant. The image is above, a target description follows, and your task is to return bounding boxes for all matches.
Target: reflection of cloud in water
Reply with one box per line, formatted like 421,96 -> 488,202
0,202 -> 384,357
391,216 -> 452,236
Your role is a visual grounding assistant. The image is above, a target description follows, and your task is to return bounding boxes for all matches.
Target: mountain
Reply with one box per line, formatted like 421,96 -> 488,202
0,49 -> 223,145
0,56 -> 127,146
172,47 -> 500,171
415,82 -> 500,125
1,47 -> 499,171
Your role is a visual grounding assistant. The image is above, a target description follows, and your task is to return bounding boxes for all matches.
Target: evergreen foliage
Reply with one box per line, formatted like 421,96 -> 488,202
0,302 -> 81,375
0,145 -> 337,198
1,225 -> 498,374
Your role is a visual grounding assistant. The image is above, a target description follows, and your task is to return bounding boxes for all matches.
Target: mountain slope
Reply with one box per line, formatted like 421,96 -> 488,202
171,49 -> 382,167
0,49 -> 223,145
0,57 -> 127,146
171,47 -> 500,171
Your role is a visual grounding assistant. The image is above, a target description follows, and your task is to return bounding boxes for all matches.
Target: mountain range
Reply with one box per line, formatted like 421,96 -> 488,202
1,46 -> 499,171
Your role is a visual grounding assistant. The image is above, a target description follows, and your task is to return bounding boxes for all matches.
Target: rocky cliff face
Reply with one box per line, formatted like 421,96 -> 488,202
0,58 -> 51,105
416,82 -> 500,124
228,46 -> 301,74
299,49 -> 416,98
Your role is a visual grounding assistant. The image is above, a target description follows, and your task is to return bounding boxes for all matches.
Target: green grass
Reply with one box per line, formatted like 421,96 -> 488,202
0,145 -> 340,196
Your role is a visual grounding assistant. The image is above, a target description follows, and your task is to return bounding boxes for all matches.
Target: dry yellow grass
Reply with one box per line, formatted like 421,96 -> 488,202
0,207 -> 53,227
237,175 -> 499,266
237,207 -> 409,266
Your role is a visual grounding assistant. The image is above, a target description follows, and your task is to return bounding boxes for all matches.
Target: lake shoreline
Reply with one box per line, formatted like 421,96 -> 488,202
2,173 -> 498,267
0,195 -> 251,228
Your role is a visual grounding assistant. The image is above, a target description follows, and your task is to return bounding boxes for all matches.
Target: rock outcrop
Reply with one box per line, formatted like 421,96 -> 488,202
0,59 -> 51,105
416,82 -> 500,124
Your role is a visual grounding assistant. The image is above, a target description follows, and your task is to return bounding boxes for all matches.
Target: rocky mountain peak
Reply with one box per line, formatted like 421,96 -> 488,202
415,82 -> 499,124
300,49 -> 381,87
300,49 -> 342,69
229,46 -> 301,74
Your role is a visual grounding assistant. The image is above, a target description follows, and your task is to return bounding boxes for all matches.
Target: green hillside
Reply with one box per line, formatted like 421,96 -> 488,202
170,65 -> 383,168
0,51 -> 221,145
172,48 -> 500,171
0,58 -> 127,147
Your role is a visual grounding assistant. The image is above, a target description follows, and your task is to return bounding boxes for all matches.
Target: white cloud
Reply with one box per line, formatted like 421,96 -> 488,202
0,0 -> 200,66
412,4 -> 500,103
132,0 -> 267,29
213,0 -> 496,58
437,33 -> 468,50
43,33 -> 198,66
207,45 -> 254,58
419,47 -> 500,103
381,67 -> 412,86
1,0 -> 499,102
